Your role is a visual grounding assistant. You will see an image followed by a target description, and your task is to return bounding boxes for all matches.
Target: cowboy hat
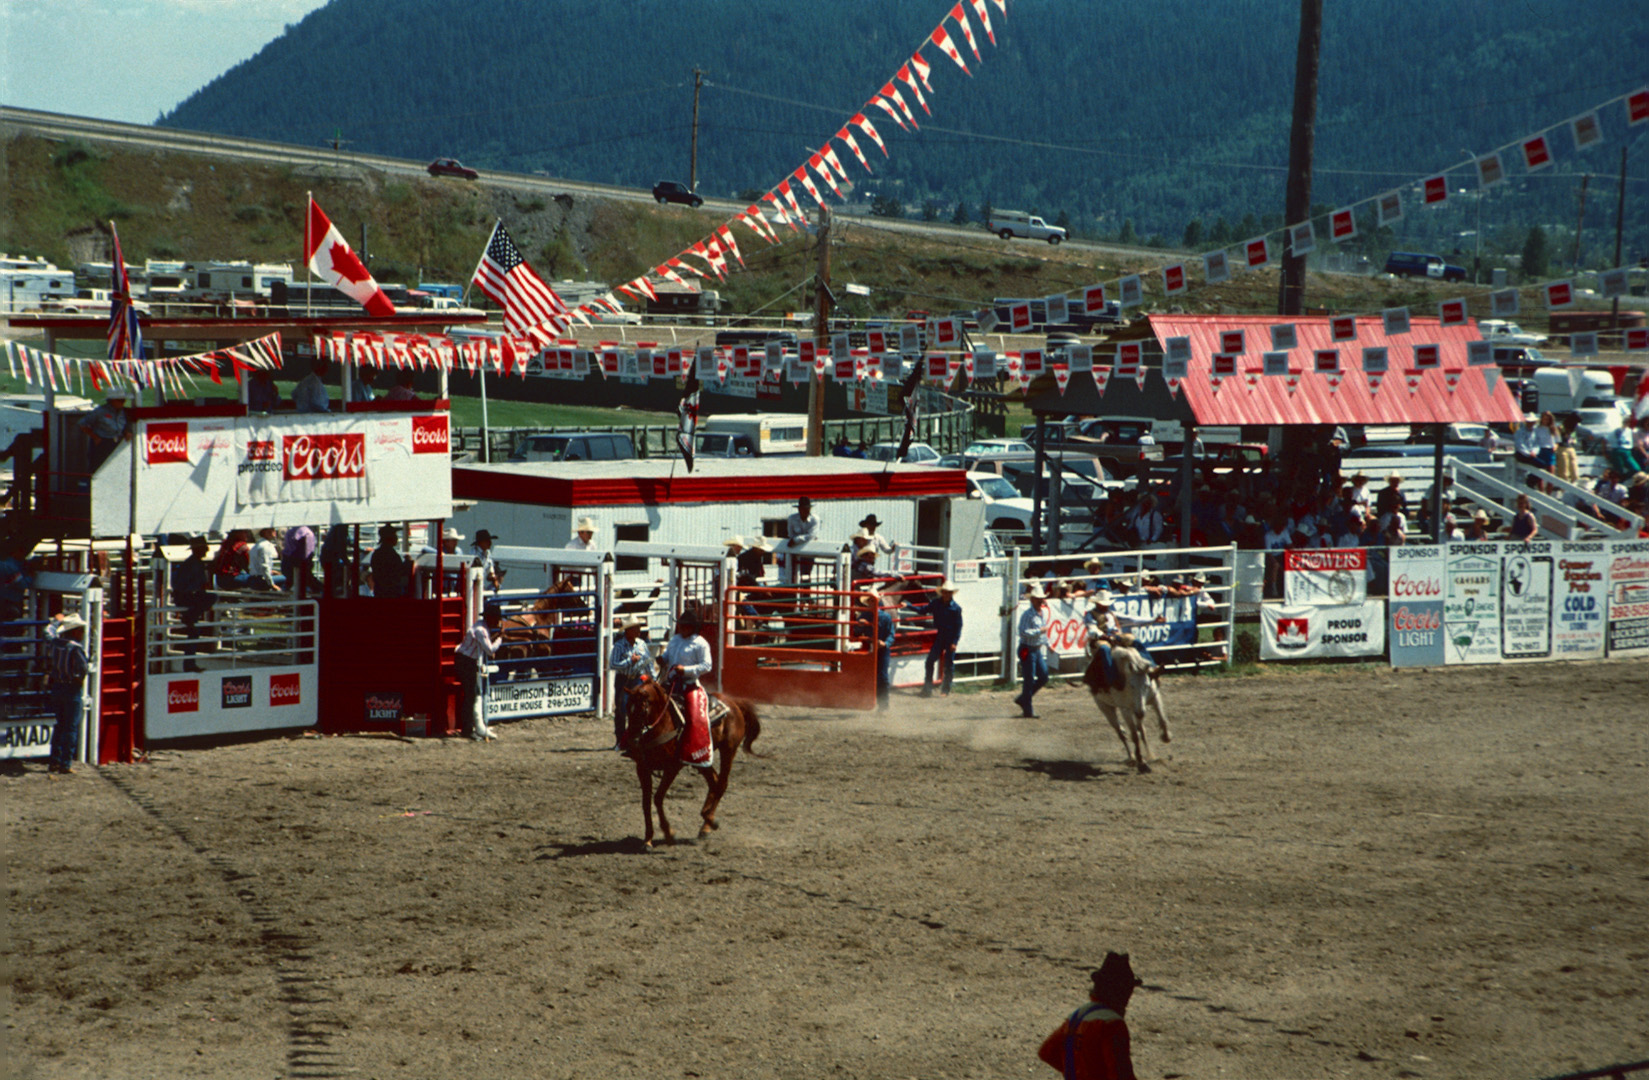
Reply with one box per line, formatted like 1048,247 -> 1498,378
619,615 -> 646,631
747,535 -> 774,552
473,529 -> 499,543
1091,589 -> 1113,606
1082,557 -> 1106,571
55,613 -> 87,633
442,527 -> 464,541
937,579 -> 959,593
859,514 -> 883,528
854,544 -> 877,559
858,589 -> 881,606
722,535 -> 745,548
1026,585 -> 1047,600
378,523 -> 399,537
575,516 -> 596,533
1091,951 -> 1141,995
1473,509 -> 1491,522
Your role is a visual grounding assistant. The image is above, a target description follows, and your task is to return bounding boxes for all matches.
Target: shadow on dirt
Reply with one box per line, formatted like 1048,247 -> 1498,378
536,836 -> 657,858
1012,758 -> 1114,782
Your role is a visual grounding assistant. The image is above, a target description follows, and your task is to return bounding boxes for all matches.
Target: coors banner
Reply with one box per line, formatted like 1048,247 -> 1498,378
235,422 -> 373,505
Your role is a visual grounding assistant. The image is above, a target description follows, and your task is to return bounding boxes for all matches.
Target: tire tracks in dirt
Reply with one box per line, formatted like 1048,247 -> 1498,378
99,767 -> 352,1079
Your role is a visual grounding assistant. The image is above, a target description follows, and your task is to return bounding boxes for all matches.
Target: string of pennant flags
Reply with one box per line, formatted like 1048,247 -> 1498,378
589,0 -> 1010,323
1012,86 -> 1649,347
5,333 -> 283,399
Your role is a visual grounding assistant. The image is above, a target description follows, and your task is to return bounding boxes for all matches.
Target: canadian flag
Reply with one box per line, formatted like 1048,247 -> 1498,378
1053,364 -> 1070,394
1443,369 -> 1462,393
1404,371 -> 1422,395
1133,366 -> 1148,391
970,0 -> 995,44
950,3 -> 981,60
836,127 -> 872,171
850,112 -> 889,156
1165,376 -> 1182,397
305,196 -> 394,317
1325,373 -> 1342,394
1283,373 -> 1300,395
1244,371 -> 1260,390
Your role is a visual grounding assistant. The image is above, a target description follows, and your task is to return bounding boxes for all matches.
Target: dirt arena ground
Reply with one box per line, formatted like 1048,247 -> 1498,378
6,660 -> 1648,1080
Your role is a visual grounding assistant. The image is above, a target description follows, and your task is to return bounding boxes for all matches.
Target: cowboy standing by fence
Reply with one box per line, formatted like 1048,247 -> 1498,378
43,613 -> 90,776
454,606 -> 501,742
919,580 -> 963,697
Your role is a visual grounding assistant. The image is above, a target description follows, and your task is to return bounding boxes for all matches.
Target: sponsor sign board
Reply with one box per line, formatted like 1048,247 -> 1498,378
1283,548 -> 1368,606
221,675 -> 252,709
1444,542 -> 1501,664
1388,545 -> 1446,667
486,677 -> 594,720
1498,544 -> 1553,660
365,691 -> 404,724
146,667 -> 316,739
117,415 -> 451,536
1260,601 -> 1385,660
0,720 -> 57,761
1553,541 -> 1606,660
1607,539 -> 1649,657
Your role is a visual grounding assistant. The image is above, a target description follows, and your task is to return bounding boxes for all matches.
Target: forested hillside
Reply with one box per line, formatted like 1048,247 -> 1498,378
162,0 -> 1649,264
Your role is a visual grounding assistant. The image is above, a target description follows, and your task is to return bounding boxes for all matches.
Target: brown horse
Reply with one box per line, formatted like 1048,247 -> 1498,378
623,677 -> 761,848
497,578 -> 585,668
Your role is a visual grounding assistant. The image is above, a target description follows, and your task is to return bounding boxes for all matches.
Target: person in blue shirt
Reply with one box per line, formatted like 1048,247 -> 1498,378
42,613 -> 90,775
857,589 -> 897,711
1014,585 -> 1052,718
919,580 -> 963,697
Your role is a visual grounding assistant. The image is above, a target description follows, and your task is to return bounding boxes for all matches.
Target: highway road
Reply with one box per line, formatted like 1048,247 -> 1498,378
1,105 -> 1177,266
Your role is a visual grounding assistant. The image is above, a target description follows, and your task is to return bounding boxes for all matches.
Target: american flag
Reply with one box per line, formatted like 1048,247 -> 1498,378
107,221 -> 142,362
676,373 -> 701,472
471,221 -> 567,340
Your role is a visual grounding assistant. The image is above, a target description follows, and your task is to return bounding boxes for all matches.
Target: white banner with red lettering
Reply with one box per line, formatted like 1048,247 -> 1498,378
109,413 -> 453,535
1282,548 -> 1369,606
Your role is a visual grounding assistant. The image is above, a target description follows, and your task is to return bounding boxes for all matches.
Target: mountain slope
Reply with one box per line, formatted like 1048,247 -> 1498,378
156,0 -> 1649,261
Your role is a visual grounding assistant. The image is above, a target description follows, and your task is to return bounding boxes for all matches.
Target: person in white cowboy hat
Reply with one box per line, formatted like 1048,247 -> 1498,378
918,580 -> 964,697
248,526 -> 283,591
565,516 -> 599,552
43,612 -> 90,775
1014,584 -> 1052,718
609,614 -> 655,752
415,527 -> 467,594
722,535 -> 746,556
454,603 -> 503,742
1085,589 -> 1164,666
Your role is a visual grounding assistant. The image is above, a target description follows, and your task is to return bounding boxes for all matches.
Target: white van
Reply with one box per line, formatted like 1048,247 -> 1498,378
1531,368 -> 1616,415
698,413 -> 809,456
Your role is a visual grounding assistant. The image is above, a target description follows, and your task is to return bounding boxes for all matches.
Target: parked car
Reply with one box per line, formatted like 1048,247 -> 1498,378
652,180 -> 703,208
695,432 -> 757,459
1567,407 -> 1624,452
1478,319 -> 1547,347
509,432 -> 637,463
966,471 -> 1040,533
963,438 -> 1034,458
865,441 -> 940,465
1064,418 -> 1166,476
1383,251 -> 1467,282
1492,345 -> 1558,378
427,158 -> 479,180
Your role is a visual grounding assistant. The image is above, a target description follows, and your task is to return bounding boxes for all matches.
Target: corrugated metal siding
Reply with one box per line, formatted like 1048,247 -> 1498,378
1147,314 -> 1526,427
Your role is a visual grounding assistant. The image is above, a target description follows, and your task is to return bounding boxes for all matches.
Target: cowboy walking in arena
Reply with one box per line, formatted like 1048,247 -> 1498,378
609,615 -> 654,752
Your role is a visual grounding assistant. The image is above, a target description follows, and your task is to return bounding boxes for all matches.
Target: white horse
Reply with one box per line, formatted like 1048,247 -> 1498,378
1081,638 -> 1172,773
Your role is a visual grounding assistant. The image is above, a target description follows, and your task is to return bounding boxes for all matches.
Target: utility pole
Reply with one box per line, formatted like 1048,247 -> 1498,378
1277,0 -> 1323,316
1611,147 -> 1627,342
690,69 -> 702,192
808,207 -> 832,456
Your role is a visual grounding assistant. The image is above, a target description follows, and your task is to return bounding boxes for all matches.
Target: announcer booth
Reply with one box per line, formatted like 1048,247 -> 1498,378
7,311 -> 479,760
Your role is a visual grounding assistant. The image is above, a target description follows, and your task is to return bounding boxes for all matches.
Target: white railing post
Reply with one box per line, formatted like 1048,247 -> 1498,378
1001,547 -> 1021,680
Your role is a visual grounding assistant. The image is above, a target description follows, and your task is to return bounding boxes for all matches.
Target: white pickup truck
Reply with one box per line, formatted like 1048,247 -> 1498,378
986,210 -> 1067,245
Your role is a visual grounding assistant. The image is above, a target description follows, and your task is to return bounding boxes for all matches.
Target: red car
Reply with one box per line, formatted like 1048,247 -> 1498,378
427,158 -> 479,181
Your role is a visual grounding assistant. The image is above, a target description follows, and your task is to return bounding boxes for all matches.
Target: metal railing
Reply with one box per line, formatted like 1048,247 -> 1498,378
1454,460 -> 1641,539
144,594 -> 318,676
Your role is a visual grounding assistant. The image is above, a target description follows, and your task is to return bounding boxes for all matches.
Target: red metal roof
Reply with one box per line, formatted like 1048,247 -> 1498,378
1146,314 -> 1524,427
454,459 -> 967,508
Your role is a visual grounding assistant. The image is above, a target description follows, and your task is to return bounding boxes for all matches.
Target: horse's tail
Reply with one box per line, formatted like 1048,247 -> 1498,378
737,699 -> 763,755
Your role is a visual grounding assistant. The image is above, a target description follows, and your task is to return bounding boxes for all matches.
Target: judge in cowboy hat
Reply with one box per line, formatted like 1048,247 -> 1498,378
565,516 -> 599,552
608,614 -> 654,752
918,580 -> 963,697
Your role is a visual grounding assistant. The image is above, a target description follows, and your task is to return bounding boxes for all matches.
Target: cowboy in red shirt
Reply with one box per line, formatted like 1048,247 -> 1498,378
1038,952 -> 1141,1080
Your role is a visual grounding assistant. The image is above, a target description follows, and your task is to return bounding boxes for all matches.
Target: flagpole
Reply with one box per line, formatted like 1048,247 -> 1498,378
479,360 -> 490,464
464,220 -> 501,311
304,192 -> 313,319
